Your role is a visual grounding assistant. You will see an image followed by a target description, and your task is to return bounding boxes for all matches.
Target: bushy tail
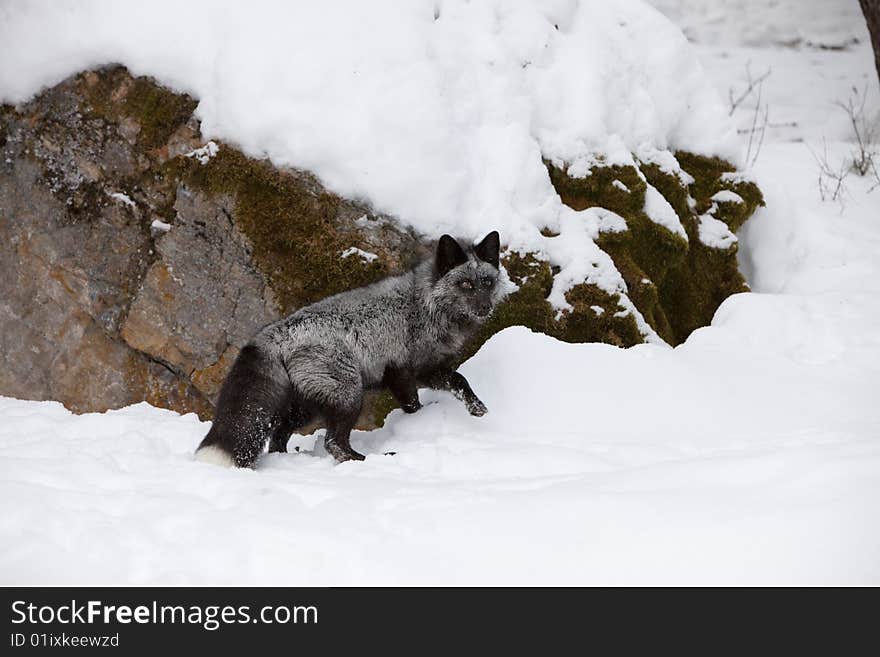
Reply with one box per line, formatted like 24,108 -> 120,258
193,442 -> 235,467
192,343 -> 294,468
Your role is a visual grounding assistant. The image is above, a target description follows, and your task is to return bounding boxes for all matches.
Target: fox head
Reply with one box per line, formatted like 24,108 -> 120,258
430,231 -> 503,322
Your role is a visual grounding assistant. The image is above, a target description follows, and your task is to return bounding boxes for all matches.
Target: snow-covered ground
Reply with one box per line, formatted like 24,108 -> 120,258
2,1 -> 879,584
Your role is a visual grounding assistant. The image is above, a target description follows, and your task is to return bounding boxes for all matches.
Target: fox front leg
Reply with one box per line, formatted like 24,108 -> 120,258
420,369 -> 487,417
382,366 -> 422,414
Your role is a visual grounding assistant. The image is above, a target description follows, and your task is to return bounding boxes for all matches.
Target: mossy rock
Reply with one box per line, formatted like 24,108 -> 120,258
537,150 -> 763,347
546,159 -> 646,217
80,66 -> 198,151
675,150 -> 764,231
1,64 -> 765,430
165,148 -> 417,313
459,251 -> 643,368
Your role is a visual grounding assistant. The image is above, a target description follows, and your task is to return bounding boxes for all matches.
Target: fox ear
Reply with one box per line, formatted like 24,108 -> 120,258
474,230 -> 500,268
436,234 -> 468,277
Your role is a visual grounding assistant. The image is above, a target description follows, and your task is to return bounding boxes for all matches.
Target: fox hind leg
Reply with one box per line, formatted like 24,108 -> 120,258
267,395 -> 316,454
323,406 -> 365,462
288,344 -> 366,463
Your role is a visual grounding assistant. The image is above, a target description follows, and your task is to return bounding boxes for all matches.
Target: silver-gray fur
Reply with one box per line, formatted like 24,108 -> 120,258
194,231 -> 504,467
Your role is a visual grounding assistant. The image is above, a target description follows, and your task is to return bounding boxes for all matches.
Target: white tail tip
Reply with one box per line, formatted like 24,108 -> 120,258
194,444 -> 235,467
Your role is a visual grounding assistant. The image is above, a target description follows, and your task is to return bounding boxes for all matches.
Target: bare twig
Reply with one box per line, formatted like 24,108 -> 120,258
728,62 -> 772,117
746,92 -> 769,169
834,85 -> 879,185
808,138 -> 850,205
730,61 -> 771,169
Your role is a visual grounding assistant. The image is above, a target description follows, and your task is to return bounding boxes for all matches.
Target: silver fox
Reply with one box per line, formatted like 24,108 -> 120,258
194,231 -> 504,467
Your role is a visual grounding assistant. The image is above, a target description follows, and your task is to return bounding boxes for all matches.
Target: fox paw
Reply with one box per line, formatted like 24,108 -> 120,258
467,399 -> 488,417
325,440 -> 366,463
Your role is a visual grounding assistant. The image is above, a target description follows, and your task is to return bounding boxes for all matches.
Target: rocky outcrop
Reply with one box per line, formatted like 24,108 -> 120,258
0,66 -> 762,427
0,66 -> 422,422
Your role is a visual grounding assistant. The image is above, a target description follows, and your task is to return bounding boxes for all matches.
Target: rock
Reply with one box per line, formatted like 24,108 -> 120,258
0,65 -> 762,430
0,66 -> 422,422
120,188 -> 277,382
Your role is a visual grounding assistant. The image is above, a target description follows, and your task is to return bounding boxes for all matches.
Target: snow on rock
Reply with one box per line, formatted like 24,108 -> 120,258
150,218 -> 171,233
644,182 -> 688,240
636,143 -> 695,185
340,247 -> 379,263
698,211 -> 737,249
108,191 -> 135,207
711,189 -> 744,204
0,0 -> 739,315
184,141 -> 219,165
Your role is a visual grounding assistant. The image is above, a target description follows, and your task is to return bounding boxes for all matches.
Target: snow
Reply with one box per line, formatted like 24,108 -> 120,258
644,183 -> 688,240
2,284 -> 878,584
711,189 -> 744,205
698,212 -> 737,249
340,247 -> 379,263
184,141 -> 219,165
1,1 -> 880,584
635,142 -> 695,185
150,219 -> 171,233
108,191 -> 135,207
648,0 -> 869,50
0,0 -> 738,320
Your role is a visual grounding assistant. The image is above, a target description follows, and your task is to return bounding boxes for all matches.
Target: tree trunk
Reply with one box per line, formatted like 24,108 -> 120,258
861,0 -> 880,87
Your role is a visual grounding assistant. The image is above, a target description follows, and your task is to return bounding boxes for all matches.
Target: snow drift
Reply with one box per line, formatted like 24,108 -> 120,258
0,0 -> 738,246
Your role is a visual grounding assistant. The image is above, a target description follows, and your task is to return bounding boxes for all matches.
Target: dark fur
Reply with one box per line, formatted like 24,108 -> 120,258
195,232 -> 503,467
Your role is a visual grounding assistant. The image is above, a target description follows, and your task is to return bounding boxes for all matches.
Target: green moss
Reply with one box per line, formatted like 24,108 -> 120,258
123,77 -> 198,150
674,151 -> 736,203
660,237 -> 748,343
618,211 -> 687,283
545,160 -> 646,216
460,250 -> 642,360
710,180 -> 764,233
80,66 -> 197,151
542,150 -> 763,347
556,284 -> 642,347
169,147 -> 391,313
598,243 -> 675,343
370,389 -> 400,428
674,150 -> 764,232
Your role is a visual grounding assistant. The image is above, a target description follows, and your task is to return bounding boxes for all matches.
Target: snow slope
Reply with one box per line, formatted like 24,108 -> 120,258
1,2 -> 879,584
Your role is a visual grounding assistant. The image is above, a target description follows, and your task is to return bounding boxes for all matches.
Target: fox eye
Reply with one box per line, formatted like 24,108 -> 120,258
481,277 -> 494,288
459,280 -> 474,290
